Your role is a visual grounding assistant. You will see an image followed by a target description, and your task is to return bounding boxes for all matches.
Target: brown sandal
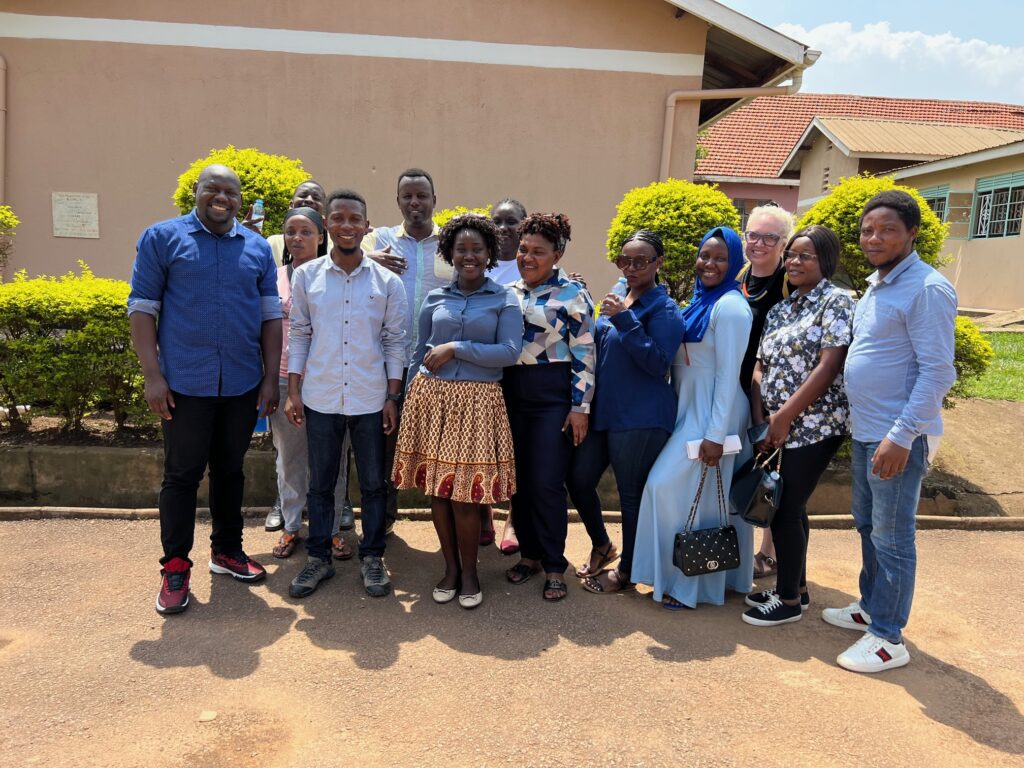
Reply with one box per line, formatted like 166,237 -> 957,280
272,532 -> 301,559
575,541 -> 619,579
331,535 -> 354,561
753,552 -> 778,579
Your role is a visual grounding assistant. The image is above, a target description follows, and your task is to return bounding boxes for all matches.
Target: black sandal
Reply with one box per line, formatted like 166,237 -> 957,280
582,569 -> 635,595
506,562 -> 541,585
542,578 -> 568,601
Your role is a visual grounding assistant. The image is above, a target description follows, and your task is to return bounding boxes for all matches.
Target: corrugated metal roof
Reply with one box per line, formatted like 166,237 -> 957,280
819,117 -> 1024,158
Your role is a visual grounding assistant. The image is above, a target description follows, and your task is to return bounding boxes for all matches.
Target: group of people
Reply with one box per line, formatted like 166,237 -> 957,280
129,162 -> 956,675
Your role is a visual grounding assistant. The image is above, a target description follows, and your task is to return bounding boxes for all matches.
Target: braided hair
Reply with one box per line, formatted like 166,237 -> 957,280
623,229 -> 664,260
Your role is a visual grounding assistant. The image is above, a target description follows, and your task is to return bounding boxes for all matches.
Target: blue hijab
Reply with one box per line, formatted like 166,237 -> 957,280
680,226 -> 745,343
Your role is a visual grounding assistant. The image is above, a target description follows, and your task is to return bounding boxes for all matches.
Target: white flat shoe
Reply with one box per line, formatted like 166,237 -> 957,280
458,591 -> 483,609
432,586 -> 457,604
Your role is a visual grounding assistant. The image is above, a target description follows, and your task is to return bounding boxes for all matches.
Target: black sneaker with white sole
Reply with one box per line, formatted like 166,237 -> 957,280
742,593 -> 803,626
745,589 -> 809,611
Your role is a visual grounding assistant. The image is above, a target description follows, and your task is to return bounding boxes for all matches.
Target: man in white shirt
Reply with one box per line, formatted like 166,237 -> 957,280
284,189 -> 407,598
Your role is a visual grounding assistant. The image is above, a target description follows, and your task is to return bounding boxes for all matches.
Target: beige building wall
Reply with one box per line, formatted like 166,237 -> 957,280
0,0 -> 710,294
797,134 -> 858,207
901,154 -> 1024,311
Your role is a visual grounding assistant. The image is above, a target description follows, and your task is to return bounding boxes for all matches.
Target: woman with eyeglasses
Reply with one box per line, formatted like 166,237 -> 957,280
739,204 -> 795,580
631,226 -> 754,610
743,225 -> 854,626
569,231 -> 684,594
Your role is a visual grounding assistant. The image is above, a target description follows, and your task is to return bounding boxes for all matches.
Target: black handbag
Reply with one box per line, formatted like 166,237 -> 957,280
672,464 -> 741,577
729,448 -> 783,528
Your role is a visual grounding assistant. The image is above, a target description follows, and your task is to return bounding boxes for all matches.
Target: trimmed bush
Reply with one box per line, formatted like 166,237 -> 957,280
0,264 -> 149,432
796,174 -> 948,293
173,145 -> 310,236
949,316 -> 995,404
0,204 -> 19,277
606,179 -> 740,303
434,205 -> 492,229
798,175 -> 990,404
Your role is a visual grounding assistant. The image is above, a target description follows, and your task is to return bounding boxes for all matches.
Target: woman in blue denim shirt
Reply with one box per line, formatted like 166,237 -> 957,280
392,214 -> 523,610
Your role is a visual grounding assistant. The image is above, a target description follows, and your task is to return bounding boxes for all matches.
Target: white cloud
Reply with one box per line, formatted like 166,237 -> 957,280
776,21 -> 1024,102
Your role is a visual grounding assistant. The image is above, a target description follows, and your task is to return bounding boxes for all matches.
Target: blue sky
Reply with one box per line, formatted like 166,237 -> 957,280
721,1 -> 1024,103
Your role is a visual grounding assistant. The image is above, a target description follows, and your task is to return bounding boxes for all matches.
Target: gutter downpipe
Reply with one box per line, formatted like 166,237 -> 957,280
0,53 -> 6,202
659,67 -> 805,182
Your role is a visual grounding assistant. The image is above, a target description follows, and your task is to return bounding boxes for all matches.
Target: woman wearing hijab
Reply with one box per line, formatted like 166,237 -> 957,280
630,226 -> 755,610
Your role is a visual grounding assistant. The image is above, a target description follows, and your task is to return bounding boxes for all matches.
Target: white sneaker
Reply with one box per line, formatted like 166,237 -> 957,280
837,631 -> 910,673
821,601 -> 872,630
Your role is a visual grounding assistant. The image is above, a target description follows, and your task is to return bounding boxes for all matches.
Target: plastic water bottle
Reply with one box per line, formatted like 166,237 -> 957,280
251,199 -> 265,233
611,276 -> 628,298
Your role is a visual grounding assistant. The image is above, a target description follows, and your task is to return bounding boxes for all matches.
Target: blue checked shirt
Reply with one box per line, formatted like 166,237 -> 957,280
127,210 -> 282,397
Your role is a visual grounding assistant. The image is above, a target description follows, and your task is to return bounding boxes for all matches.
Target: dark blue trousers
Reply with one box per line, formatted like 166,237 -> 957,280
503,363 -> 572,574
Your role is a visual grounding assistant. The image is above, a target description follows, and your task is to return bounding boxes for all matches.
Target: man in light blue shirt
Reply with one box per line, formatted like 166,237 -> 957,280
825,190 -> 957,673
284,189 -> 407,599
363,168 -> 451,530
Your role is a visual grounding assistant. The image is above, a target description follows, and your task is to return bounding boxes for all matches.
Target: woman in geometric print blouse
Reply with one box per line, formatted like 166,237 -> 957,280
743,224 -> 855,628
502,212 -> 597,602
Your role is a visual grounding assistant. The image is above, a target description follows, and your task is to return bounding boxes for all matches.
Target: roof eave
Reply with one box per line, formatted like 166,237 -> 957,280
892,140 -> 1024,179
665,0 -> 808,65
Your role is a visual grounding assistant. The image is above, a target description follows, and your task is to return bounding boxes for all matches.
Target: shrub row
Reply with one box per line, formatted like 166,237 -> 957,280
0,264 -> 150,432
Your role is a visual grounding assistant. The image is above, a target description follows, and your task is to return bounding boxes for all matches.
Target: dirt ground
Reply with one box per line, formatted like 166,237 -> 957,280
1,519 -> 1021,768
929,398 -> 1024,516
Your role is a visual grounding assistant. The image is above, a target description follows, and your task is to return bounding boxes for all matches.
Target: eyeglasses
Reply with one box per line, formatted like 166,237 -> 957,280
615,256 -> 657,271
783,250 -> 818,264
744,231 -> 782,247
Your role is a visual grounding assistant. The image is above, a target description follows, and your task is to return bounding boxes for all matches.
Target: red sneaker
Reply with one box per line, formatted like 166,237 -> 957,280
209,550 -> 267,583
156,557 -> 191,614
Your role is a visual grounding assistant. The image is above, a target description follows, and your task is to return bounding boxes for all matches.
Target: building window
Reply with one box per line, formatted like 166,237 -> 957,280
924,196 -> 948,221
822,167 -> 830,193
973,185 -> 1024,238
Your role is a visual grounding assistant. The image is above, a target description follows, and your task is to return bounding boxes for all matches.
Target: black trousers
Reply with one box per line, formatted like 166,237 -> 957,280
503,363 -> 572,574
158,386 -> 259,565
770,435 -> 845,600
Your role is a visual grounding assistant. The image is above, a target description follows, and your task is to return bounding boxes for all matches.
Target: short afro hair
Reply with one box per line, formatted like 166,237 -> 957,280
437,213 -> 500,269
397,167 -> 435,196
518,212 -> 571,252
860,190 -> 921,231
325,188 -> 367,217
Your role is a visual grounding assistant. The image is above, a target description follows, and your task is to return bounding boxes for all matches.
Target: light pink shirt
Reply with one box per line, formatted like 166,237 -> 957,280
277,264 -> 294,379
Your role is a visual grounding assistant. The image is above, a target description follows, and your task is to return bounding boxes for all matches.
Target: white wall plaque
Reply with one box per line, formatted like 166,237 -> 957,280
52,192 -> 100,238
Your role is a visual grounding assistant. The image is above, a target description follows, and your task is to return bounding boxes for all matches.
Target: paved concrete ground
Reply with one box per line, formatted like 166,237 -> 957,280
1,519 -> 1022,768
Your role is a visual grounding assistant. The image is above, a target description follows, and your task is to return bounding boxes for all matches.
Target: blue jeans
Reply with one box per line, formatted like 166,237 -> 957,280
851,436 -> 929,644
304,407 -> 388,562
567,427 -> 669,580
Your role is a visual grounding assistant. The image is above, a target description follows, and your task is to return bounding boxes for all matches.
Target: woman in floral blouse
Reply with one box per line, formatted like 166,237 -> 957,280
744,224 -> 855,627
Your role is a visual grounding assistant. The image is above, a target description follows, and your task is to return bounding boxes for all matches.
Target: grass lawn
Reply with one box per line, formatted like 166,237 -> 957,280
960,332 -> 1024,401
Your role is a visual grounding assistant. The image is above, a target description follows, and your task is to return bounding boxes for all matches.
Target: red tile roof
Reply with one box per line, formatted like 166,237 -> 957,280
695,93 -> 1024,179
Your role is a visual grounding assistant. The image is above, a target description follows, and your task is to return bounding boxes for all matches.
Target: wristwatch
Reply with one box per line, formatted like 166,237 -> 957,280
386,393 -> 402,402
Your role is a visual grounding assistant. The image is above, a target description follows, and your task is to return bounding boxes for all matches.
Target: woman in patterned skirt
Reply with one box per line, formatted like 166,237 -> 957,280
392,214 -> 524,609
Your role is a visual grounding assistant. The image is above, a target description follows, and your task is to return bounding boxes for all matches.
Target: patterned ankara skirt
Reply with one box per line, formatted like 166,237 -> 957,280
392,376 -> 516,504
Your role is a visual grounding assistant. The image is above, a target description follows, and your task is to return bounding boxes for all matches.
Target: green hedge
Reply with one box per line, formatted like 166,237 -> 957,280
606,179 -> 740,303
173,145 -> 310,237
0,264 -> 149,432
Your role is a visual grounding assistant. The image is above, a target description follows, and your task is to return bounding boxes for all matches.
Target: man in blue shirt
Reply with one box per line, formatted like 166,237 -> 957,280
824,190 -> 957,672
363,168 -> 449,533
129,164 -> 283,615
